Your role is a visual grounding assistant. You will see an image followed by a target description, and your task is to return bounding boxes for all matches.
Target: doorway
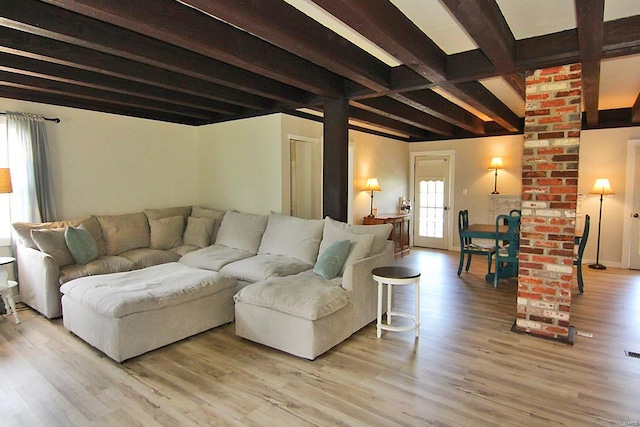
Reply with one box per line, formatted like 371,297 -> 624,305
412,153 -> 452,250
289,137 -> 322,219
624,140 -> 640,269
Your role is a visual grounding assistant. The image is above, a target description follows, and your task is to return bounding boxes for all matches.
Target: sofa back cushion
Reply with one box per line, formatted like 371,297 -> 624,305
98,212 -> 150,255
215,210 -> 267,254
321,216 -> 392,255
13,216 -> 101,250
183,216 -> 215,248
258,214 -> 324,264
144,206 -> 192,221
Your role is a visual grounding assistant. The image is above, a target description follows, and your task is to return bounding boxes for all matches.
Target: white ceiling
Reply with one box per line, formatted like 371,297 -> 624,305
288,0 -> 640,120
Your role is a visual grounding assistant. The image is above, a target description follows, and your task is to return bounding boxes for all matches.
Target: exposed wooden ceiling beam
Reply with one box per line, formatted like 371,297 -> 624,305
310,0 -> 447,83
347,106 -> 435,140
632,92 -> 640,123
39,0 -> 346,97
351,97 -> 455,136
392,90 -> 485,134
2,0 -> 308,106
0,86 -> 206,125
576,0 -> 604,126
440,0 -> 524,98
179,0 -> 391,92
0,52 -> 248,116
0,27 -> 275,111
0,70 -> 223,120
442,81 -> 520,132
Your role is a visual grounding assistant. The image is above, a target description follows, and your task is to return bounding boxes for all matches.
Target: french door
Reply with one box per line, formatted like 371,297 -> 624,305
413,155 -> 451,249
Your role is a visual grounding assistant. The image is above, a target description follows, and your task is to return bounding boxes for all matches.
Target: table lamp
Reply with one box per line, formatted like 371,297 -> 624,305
364,178 -> 381,217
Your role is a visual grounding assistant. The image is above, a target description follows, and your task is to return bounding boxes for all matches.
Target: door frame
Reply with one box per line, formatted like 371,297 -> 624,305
286,134 -> 322,218
622,138 -> 640,268
410,150 -> 455,251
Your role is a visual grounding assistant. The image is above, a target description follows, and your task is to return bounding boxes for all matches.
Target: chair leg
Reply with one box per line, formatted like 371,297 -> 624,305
494,261 -> 499,288
577,263 -> 584,293
465,253 -> 472,271
458,251 -> 465,275
487,255 -> 492,277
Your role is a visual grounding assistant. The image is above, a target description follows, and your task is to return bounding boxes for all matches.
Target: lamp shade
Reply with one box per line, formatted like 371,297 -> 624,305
364,178 -> 381,192
589,178 -> 614,195
488,157 -> 505,170
0,168 -> 12,194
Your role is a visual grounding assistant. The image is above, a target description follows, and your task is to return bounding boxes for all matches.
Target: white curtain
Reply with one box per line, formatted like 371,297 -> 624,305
6,111 -> 57,223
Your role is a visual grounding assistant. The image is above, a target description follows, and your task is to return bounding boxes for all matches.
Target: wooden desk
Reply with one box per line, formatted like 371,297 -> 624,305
364,214 -> 410,258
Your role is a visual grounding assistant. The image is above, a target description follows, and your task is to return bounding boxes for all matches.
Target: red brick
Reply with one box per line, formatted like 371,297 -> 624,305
541,99 -> 566,108
539,116 -> 564,124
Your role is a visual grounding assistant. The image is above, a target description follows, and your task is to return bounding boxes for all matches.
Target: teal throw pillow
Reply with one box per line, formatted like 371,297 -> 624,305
65,224 -> 99,265
313,240 -> 351,279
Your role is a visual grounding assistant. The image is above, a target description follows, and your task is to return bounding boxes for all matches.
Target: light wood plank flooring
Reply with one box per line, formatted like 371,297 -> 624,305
1,249 -> 639,426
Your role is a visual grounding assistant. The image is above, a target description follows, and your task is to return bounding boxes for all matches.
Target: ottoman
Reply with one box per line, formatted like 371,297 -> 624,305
60,262 -> 237,362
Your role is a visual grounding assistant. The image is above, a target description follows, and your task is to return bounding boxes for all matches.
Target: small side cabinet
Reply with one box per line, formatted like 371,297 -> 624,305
363,214 -> 411,258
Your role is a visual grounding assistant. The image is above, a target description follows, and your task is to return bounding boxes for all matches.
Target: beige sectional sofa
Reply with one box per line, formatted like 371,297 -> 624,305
13,207 -> 394,361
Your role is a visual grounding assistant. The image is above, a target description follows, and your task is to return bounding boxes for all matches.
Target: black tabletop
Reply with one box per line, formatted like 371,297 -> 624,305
372,266 -> 420,279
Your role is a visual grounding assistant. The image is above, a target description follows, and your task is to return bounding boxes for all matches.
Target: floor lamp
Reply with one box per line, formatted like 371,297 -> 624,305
488,157 -> 505,194
364,178 -> 381,217
588,178 -> 614,270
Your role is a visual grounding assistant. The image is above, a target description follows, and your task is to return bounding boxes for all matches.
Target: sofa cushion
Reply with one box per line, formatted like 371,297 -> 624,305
258,214 -> 324,264
179,244 -> 255,271
219,254 -> 312,283
149,216 -> 184,250
30,228 -> 75,267
14,217 -> 91,250
170,244 -> 200,256
119,248 -> 181,270
215,210 -> 267,254
81,216 -> 107,256
313,240 -> 350,279
192,206 -> 226,244
65,224 -> 99,265
321,216 -> 392,255
183,216 -> 215,248
144,206 -> 192,221
234,271 -> 347,321
60,262 -> 237,318
59,255 -> 135,284
98,212 -> 150,255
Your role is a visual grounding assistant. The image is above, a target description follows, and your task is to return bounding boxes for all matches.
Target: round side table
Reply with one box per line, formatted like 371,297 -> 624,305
0,256 -> 19,324
372,266 -> 420,338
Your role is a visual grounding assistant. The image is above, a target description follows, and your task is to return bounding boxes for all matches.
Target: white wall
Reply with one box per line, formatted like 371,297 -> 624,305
0,98 -> 198,219
351,130 -> 410,223
410,127 -> 640,268
196,114 -> 283,215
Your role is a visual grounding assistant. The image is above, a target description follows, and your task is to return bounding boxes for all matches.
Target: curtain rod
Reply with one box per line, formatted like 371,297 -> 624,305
0,112 -> 61,123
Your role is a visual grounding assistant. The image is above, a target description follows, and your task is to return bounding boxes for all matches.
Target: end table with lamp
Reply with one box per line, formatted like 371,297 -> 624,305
0,256 -> 19,324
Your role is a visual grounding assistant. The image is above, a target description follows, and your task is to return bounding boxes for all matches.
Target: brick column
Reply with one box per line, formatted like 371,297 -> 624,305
516,64 -> 581,343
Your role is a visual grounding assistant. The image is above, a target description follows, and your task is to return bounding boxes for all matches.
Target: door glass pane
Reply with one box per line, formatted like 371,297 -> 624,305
418,178 -> 444,238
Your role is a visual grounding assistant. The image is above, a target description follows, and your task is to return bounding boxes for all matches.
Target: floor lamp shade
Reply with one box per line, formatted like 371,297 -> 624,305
364,178 -> 381,217
488,157 -> 505,194
588,178 -> 614,270
0,168 -> 12,194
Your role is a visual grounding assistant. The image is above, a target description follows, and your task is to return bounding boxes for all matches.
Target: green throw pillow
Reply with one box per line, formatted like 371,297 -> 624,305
313,240 -> 351,279
65,224 -> 99,265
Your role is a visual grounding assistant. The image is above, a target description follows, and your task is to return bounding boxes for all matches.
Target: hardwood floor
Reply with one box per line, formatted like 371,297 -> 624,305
1,249 -> 639,426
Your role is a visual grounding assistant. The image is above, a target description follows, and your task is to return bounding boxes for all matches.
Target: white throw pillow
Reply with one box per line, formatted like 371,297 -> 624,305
215,210 -> 268,254
258,213 -> 324,264
320,216 -> 391,256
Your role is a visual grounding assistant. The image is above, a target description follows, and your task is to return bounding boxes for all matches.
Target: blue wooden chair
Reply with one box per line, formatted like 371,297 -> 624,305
457,210 -> 495,276
574,215 -> 590,293
493,211 -> 521,288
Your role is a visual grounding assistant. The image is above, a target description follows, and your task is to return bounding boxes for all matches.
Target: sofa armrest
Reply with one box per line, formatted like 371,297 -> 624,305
16,244 -> 63,318
342,240 -> 394,333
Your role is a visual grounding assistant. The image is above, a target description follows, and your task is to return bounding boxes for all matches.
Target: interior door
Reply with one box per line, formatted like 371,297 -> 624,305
629,145 -> 640,269
290,138 -> 321,219
413,155 -> 450,249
